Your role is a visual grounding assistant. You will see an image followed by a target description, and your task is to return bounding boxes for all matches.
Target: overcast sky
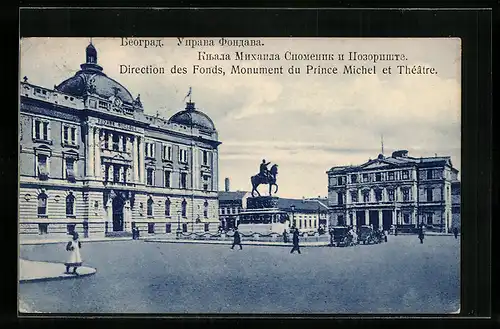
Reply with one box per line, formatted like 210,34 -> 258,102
20,38 -> 461,198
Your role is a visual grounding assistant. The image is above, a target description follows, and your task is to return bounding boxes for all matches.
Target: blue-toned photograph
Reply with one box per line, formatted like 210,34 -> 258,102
18,37 -> 460,314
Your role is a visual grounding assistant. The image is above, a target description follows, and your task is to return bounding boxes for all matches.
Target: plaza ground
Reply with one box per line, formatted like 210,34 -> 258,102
19,235 -> 460,314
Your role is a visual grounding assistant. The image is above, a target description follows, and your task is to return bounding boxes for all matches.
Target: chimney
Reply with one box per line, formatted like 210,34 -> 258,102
224,178 -> 230,192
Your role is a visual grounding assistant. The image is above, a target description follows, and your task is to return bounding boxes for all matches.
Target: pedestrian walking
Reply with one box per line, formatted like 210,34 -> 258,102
65,231 -> 83,275
290,228 -> 301,254
283,229 -> 288,243
418,227 -> 425,244
453,227 -> 459,239
231,227 -> 242,250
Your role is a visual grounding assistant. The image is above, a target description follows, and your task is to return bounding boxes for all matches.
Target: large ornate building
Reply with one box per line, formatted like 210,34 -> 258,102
19,43 -> 221,237
327,150 -> 460,233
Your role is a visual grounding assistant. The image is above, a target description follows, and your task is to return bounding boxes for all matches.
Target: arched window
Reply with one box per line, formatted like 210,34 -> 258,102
147,197 -> 154,217
203,200 -> 209,218
37,192 -> 48,217
181,199 -> 187,217
165,198 -> 171,217
66,193 -> 75,217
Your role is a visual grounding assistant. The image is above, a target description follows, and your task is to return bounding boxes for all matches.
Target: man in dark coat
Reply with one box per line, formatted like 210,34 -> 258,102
418,227 -> 425,244
231,227 -> 242,250
453,227 -> 459,239
290,228 -> 301,254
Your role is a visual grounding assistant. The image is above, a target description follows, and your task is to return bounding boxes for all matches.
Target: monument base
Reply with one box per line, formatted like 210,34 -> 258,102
247,196 -> 279,210
237,207 -> 289,235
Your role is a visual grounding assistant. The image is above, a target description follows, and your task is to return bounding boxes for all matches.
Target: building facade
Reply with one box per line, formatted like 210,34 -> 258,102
19,43 -> 221,237
327,150 -> 460,233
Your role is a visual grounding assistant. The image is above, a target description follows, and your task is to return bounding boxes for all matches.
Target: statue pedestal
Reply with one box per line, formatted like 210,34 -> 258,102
247,196 -> 279,210
237,196 -> 288,235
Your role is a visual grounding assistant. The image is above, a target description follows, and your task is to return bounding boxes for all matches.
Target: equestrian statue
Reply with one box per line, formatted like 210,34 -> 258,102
251,159 -> 279,197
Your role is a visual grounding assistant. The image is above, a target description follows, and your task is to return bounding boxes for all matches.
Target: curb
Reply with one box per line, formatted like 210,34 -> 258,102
20,237 -> 133,246
19,260 -> 97,283
144,239 -> 330,247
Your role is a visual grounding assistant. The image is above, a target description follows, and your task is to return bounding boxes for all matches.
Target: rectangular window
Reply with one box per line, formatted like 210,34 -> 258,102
162,144 -> 172,161
388,171 -> 394,180
337,192 -> 344,205
363,191 -> 370,203
402,170 -> 409,180
148,223 -> 155,234
363,173 -> 369,182
351,174 -> 357,183
164,170 -> 171,188
375,190 -> 382,202
145,142 -> 155,158
403,189 -> 410,201
165,223 -> 172,233
427,188 -> 433,202
375,173 -> 382,182
202,150 -> 208,166
66,158 -> 76,182
33,119 -> 50,141
426,213 -> 433,225
204,223 -> 209,232
350,191 -> 358,203
182,223 -> 188,232
63,126 -> 68,143
112,134 -> 120,151
112,165 -> 119,183
403,213 -> 410,224
427,170 -> 433,180
180,172 -> 187,189
388,189 -> 395,202
37,196 -> 47,216
38,223 -> 48,234
147,168 -> 154,186
62,126 -> 77,146
337,177 -> 343,185
179,148 -> 188,163
37,154 -> 49,180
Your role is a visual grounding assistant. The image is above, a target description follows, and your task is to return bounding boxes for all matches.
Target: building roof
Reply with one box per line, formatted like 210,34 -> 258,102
277,198 -> 329,212
327,150 -> 454,173
169,102 -> 216,131
55,43 -> 136,105
218,191 -> 248,201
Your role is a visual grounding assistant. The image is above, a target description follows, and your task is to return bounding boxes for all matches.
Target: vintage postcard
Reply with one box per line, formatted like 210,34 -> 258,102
18,37 -> 461,314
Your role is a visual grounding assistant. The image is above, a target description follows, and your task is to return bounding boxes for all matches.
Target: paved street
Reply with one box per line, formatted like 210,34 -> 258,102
19,235 -> 460,314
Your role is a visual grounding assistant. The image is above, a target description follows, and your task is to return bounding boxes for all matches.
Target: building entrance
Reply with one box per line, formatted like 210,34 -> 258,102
382,210 -> 392,231
369,211 -> 379,230
356,211 -> 365,227
112,196 -> 124,231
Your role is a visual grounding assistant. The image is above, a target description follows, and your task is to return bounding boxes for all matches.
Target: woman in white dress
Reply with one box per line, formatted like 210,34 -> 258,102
65,231 -> 82,275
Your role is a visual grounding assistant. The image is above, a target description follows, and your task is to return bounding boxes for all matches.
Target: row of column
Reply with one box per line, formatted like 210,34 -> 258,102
346,208 -> 416,227
86,125 -> 145,183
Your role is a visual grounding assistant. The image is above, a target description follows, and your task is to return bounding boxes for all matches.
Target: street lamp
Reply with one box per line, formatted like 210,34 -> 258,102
291,204 -> 296,229
176,210 -> 182,239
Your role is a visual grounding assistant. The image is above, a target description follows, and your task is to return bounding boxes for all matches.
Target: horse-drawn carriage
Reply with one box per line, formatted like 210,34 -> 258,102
357,225 -> 387,244
329,226 -> 356,247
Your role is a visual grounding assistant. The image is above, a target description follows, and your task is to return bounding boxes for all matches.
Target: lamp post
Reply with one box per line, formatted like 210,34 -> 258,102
291,204 -> 296,229
176,210 -> 181,239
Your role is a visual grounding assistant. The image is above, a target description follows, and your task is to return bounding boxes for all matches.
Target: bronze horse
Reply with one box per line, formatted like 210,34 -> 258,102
251,164 -> 279,197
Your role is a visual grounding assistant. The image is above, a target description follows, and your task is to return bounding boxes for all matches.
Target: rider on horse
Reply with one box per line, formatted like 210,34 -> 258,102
259,159 -> 271,181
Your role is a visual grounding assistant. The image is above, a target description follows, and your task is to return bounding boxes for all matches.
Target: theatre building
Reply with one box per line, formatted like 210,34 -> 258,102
19,43 -> 221,237
327,150 -> 460,233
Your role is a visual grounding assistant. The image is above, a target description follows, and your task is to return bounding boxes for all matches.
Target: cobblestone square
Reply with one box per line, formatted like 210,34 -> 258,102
19,235 -> 460,314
